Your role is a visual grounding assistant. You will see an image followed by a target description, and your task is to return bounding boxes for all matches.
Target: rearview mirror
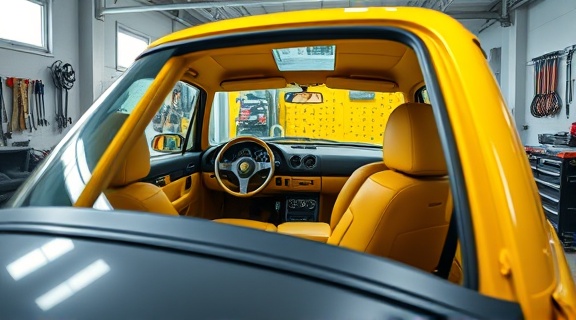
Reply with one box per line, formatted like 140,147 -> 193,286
284,92 -> 323,104
151,134 -> 184,152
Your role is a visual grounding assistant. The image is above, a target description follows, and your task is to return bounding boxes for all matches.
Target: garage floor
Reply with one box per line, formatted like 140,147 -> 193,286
568,252 -> 576,282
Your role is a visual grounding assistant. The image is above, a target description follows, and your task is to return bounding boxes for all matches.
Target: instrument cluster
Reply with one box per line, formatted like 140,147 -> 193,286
214,143 -> 281,168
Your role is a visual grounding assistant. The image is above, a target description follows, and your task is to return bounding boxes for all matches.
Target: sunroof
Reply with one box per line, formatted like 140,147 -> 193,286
272,45 -> 336,71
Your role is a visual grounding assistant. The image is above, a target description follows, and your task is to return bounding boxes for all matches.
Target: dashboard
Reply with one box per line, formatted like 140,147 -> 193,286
202,141 -> 382,176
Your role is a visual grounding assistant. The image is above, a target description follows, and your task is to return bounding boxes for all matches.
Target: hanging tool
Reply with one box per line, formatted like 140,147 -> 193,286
530,59 -> 544,117
35,80 -> 44,126
28,80 -> 36,131
6,78 -> 19,131
566,46 -> 575,119
39,80 -> 48,127
49,61 -> 75,132
18,79 -> 27,131
530,53 -> 563,117
0,77 -> 8,146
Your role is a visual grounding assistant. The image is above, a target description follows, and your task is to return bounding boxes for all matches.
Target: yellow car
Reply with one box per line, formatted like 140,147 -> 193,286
3,7 -> 575,319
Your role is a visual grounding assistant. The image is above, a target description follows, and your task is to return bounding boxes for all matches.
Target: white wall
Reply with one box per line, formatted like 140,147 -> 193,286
100,1 -> 182,97
0,0 -> 80,150
478,0 -> 576,145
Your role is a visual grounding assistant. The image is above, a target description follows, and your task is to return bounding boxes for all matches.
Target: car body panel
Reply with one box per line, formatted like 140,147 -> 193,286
2,7 -> 574,318
0,207 -> 522,319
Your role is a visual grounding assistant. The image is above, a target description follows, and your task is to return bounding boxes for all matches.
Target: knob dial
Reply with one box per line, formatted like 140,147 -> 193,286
298,199 -> 306,208
306,199 -> 316,210
288,199 -> 297,209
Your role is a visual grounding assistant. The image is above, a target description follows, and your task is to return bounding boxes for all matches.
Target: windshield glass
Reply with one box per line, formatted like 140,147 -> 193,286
209,85 -> 405,146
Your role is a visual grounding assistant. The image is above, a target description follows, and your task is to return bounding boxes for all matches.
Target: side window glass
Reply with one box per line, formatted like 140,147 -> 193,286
145,81 -> 199,157
415,86 -> 430,104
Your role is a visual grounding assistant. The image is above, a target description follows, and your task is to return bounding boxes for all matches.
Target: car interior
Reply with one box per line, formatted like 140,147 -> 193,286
98,38 -> 463,283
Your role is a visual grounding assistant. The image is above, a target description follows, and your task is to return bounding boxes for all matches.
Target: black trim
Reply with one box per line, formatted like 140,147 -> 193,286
192,90 -> 208,152
136,25 -> 478,289
180,85 -> 203,155
147,152 -> 200,182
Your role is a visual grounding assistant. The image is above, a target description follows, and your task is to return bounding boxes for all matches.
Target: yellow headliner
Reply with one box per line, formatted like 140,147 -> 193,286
183,39 -> 422,95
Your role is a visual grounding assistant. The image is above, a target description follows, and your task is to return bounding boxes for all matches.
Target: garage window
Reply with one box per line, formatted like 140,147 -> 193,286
0,0 -> 52,54
116,24 -> 150,71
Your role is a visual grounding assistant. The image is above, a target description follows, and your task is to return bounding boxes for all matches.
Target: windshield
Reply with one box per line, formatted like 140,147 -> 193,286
209,85 -> 405,146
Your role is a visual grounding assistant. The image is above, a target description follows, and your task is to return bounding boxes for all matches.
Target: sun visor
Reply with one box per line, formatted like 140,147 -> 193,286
325,77 -> 398,92
220,77 -> 287,91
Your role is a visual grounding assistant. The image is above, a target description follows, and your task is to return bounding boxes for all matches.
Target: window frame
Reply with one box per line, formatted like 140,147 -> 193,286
0,0 -> 53,56
116,23 -> 151,72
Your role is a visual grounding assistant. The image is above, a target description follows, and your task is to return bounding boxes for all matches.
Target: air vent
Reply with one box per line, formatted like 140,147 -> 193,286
289,155 -> 302,167
302,155 -> 317,169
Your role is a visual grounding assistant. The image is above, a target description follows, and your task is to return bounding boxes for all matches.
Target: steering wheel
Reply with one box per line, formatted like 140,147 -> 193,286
214,136 -> 275,197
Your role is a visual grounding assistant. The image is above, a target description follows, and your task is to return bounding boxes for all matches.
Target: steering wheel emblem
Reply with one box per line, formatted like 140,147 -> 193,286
239,161 -> 250,173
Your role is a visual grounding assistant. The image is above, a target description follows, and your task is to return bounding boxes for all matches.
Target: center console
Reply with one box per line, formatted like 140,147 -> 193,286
284,194 -> 319,222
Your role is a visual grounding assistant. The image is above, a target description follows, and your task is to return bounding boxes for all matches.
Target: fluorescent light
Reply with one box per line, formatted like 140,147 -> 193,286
36,259 -> 110,311
7,250 -> 46,281
42,238 -> 75,260
68,260 -> 110,291
35,283 -> 74,312
7,238 -> 74,281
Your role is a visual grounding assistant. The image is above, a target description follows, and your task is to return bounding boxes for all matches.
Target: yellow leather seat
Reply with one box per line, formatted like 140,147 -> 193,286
105,135 -> 179,215
326,102 -> 450,272
214,218 -> 277,232
328,161 -> 388,231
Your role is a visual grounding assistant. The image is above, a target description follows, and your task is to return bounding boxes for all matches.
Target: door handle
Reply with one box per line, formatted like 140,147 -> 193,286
155,176 -> 168,187
186,163 -> 196,170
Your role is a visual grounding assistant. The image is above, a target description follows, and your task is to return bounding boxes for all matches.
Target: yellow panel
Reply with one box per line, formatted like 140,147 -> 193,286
224,86 -> 404,144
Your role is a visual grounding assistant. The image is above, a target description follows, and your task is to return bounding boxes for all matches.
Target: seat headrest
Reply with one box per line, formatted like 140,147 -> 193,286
109,134 -> 151,187
383,103 -> 447,176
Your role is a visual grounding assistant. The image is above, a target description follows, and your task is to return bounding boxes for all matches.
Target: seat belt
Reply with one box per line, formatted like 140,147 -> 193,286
434,210 -> 458,279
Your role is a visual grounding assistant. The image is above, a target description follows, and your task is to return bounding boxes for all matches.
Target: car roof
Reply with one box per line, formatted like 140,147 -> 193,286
148,7 -> 472,49
138,7 -> 476,96
0,207 -> 520,318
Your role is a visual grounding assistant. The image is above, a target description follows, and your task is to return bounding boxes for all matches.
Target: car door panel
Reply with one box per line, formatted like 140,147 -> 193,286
148,153 -> 200,183
145,152 -> 201,214
162,172 -> 202,214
